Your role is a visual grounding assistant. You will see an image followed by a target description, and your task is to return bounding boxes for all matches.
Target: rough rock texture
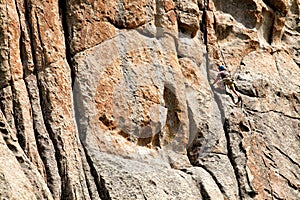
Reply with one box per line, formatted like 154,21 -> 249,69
0,0 -> 299,199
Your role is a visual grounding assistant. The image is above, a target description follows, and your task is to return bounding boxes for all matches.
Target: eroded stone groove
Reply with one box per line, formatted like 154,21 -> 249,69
223,119 -> 250,200
22,0 -> 91,199
20,0 -> 62,198
58,0 -> 74,85
200,164 -> 228,199
184,1 -> 238,199
163,85 -> 180,144
82,146 -> 107,199
201,4 -> 208,45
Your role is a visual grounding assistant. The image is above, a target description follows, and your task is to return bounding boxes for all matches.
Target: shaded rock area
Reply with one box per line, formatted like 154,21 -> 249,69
0,0 -> 299,199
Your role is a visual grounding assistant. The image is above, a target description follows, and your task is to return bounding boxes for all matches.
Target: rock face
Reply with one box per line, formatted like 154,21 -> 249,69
0,0 -> 299,199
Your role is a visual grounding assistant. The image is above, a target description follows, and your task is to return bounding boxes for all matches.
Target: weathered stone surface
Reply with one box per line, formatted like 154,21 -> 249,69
73,30 -> 191,166
87,151 -> 202,200
65,0 -> 117,55
0,0 -> 299,199
185,167 -> 224,199
175,0 -> 200,36
0,110 -> 53,199
204,1 -> 300,200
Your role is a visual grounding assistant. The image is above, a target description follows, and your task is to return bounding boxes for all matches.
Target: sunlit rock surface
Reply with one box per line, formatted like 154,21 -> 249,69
0,0 -> 299,199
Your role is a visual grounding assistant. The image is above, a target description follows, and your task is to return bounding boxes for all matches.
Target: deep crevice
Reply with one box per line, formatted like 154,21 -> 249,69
262,0 -> 288,16
18,1 -> 62,198
81,156 -> 97,199
201,0 -> 209,46
199,165 -> 229,199
31,3 -> 61,171
11,82 -> 27,152
223,119 -> 243,200
83,146 -> 111,200
16,0 -> 46,167
197,180 -> 212,200
6,0 -> 27,153
23,0 -> 64,197
58,0 -> 74,86
188,1 -> 240,199
202,0 -> 246,199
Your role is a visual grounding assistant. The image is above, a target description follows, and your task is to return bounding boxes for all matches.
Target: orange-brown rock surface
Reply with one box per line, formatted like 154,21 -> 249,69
0,0 -> 299,199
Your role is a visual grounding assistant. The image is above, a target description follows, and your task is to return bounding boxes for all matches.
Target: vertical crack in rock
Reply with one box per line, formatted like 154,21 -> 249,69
23,0 -> 38,70
38,98 -> 65,198
83,146 -> 111,200
4,2 -> 18,146
12,0 -> 31,164
0,110 -> 53,199
202,0 -> 225,121
11,83 -> 27,150
78,144 -> 102,199
7,1 -> 46,179
0,69 -> 15,137
58,0 -> 74,86
201,0 -> 243,199
239,137 -> 257,198
16,0 -> 32,149
30,4 -> 85,197
201,0 -> 209,46
197,181 -> 211,200
9,54 -> 26,154
223,119 -> 244,200
186,104 -> 198,159
23,0 -> 63,197
198,1 -> 230,197
199,165 -> 228,199
181,166 -> 224,200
